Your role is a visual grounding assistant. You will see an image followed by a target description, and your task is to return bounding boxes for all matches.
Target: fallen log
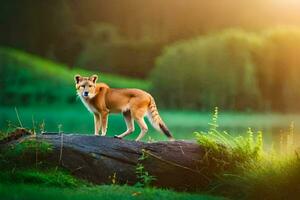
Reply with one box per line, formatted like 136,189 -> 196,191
1,129 -> 230,191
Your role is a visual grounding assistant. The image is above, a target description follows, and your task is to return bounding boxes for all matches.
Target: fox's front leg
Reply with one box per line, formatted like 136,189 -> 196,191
101,111 -> 108,136
94,113 -> 101,136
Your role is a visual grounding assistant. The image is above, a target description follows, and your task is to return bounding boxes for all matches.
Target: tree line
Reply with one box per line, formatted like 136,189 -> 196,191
151,28 -> 300,112
2,0 -> 300,78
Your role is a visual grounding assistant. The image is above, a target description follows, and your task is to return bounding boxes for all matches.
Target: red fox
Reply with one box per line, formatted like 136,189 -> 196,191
74,74 -> 174,141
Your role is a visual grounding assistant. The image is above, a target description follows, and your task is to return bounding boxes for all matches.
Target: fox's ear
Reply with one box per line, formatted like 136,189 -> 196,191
74,74 -> 82,84
90,74 -> 98,83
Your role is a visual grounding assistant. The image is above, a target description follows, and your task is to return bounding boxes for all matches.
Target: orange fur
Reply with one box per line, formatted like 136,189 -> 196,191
74,74 -> 174,141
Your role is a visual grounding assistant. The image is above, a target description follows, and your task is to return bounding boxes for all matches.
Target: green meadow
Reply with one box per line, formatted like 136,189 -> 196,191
1,48 -> 300,200
1,105 -> 299,147
1,106 -> 300,200
0,184 -> 224,200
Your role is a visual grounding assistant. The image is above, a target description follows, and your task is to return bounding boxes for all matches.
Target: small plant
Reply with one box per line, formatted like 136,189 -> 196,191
109,172 -> 118,185
14,107 -> 24,128
135,149 -> 156,187
147,136 -> 156,143
31,115 -> 37,135
135,163 -> 156,188
138,149 -> 149,161
209,107 -> 219,132
39,120 -> 46,133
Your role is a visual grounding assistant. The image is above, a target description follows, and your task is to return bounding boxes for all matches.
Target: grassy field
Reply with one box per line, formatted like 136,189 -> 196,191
0,184 -> 225,200
1,108 -> 300,200
1,105 -> 300,147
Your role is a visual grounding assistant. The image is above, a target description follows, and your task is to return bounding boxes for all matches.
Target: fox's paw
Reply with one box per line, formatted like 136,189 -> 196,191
114,135 -> 123,139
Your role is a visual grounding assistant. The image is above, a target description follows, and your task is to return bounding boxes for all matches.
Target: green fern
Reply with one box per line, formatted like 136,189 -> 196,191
196,107 -> 264,165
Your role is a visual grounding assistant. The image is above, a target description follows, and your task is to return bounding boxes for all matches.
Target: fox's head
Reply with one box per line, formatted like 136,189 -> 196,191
74,74 -> 98,99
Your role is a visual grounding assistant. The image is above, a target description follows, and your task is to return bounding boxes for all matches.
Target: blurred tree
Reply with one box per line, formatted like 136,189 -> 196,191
0,0 -> 78,66
151,30 -> 263,111
76,23 -> 163,78
258,27 -> 300,112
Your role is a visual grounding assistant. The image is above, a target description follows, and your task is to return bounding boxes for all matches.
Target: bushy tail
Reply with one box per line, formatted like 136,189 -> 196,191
147,96 -> 174,140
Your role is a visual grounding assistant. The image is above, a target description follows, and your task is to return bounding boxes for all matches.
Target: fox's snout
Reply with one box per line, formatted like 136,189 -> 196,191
83,91 -> 89,97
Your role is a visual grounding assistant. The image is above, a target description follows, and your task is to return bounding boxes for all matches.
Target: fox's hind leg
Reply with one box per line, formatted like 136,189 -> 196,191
132,108 -> 148,141
130,102 -> 148,141
114,110 -> 135,139
135,118 -> 148,141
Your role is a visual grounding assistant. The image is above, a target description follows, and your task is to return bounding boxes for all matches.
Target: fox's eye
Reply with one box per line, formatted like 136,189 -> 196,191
81,85 -> 85,88
89,85 -> 92,88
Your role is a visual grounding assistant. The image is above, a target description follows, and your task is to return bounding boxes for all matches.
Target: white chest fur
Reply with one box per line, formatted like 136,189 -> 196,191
79,95 -> 98,113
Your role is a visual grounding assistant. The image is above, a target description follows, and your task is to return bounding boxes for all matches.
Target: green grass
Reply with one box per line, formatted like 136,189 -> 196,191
1,106 -> 300,145
1,108 -> 300,200
196,108 -> 263,164
0,135 -> 83,188
3,139 -> 52,157
218,155 -> 300,200
0,47 -> 150,89
0,47 -> 150,106
195,108 -> 300,200
0,183 -> 225,200
0,169 -> 84,188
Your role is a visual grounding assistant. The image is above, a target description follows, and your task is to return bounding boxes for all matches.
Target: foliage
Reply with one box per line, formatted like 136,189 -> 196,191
76,23 -> 163,78
0,129 -> 87,188
196,107 -> 264,166
135,163 -> 156,188
0,183 -> 224,200
196,108 -> 300,200
216,154 -> 300,200
0,47 -> 150,106
2,139 -> 52,159
151,29 -> 262,110
135,150 -> 156,187
0,169 -> 83,188
0,135 -> 53,171
258,27 -> 300,111
151,27 -> 300,111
